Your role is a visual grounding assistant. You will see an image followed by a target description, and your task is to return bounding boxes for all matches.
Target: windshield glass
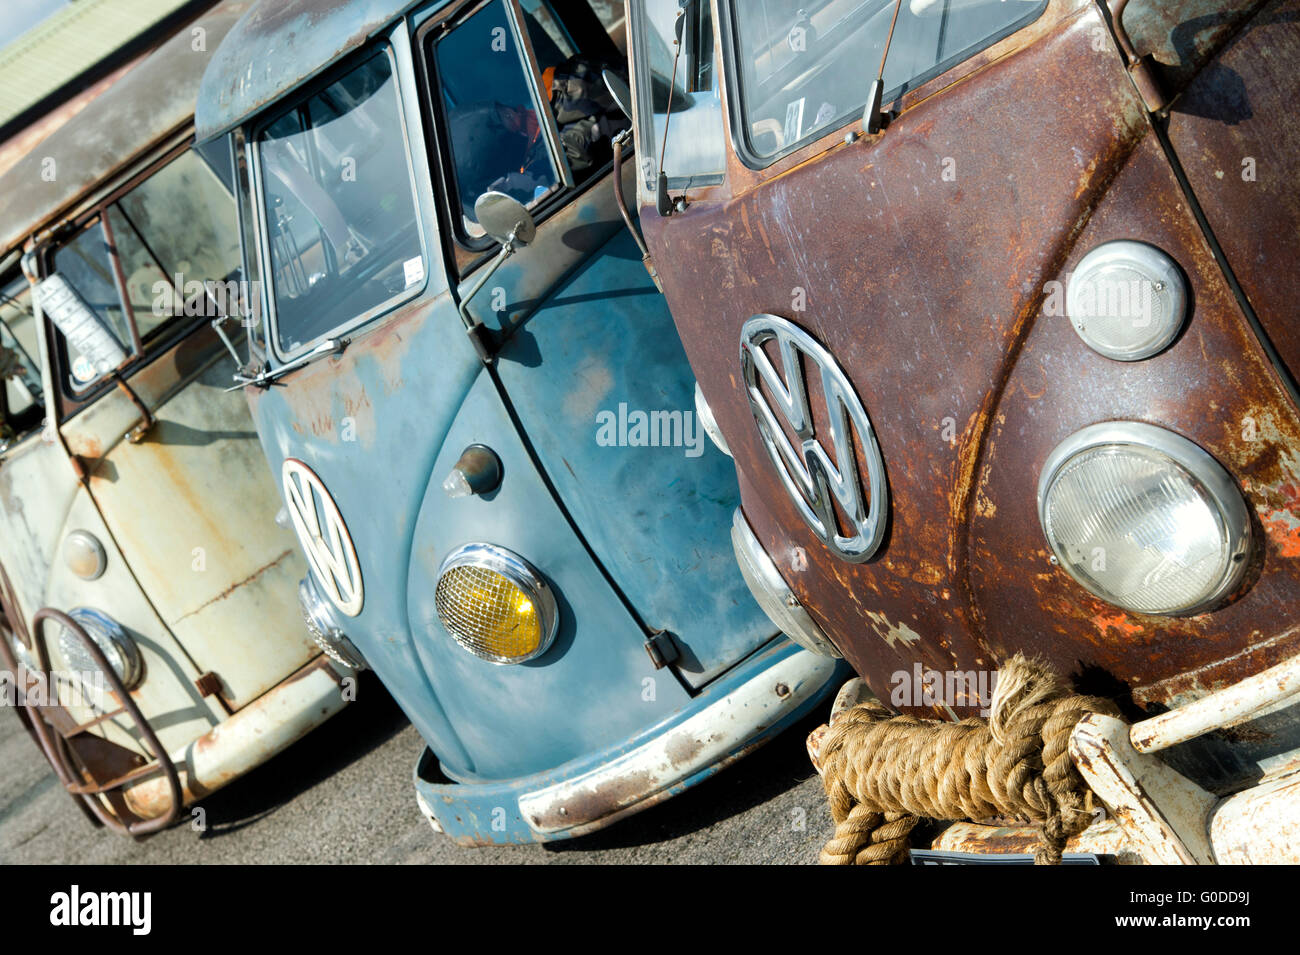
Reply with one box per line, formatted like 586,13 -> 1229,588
257,48 -> 423,357
727,0 -> 1047,163
630,0 -> 726,190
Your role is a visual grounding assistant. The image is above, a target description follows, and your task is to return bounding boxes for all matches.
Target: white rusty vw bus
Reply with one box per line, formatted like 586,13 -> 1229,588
0,0 -> 351,836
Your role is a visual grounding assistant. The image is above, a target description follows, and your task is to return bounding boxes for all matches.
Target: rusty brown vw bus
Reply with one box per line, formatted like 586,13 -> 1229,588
626,0 -> 1300,862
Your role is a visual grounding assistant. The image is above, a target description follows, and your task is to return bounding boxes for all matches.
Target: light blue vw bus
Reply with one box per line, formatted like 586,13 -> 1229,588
194,0 -> 845,845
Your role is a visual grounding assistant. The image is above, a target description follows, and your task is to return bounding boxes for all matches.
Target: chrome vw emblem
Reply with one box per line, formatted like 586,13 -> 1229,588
739,314 -> 887,563
282,459 -> 363,617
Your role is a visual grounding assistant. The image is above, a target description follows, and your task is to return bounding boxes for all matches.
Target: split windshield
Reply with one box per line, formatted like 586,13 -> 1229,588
726,0 -> 1047,162
629,0 -> 726,189
256,48 -> 423,357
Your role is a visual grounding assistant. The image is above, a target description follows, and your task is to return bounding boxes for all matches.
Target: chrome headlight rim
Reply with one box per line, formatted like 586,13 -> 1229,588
1037,421 -> 1251,616
435,543 -> 559,665
58,607 -> 143,691
730,509 -> 840,658
297,576 -> 366,671
694,381 -> 731,457
1065,240 -> 1188,362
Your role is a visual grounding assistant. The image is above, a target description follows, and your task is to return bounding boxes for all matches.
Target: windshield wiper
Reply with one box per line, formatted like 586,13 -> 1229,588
863,0 -> 905,134
227,336 -> 347,391
655,1 -> 692,216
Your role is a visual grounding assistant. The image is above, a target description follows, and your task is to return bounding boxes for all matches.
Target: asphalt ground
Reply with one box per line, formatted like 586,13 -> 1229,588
0,672 -> 836,864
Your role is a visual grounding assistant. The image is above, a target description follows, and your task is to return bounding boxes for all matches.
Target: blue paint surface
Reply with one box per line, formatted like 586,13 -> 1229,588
222,1 -> 842,843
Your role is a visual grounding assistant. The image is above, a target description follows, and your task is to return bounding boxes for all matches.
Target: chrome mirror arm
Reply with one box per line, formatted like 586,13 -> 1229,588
456,227 -> 524,364
226,337 -> 346,391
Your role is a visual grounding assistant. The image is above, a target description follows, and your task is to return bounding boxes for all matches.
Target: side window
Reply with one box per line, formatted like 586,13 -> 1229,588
432,0 -> 564,236
430,0 -> 631,240
629,0 -> 726,191
256,48 -> 424,358
52,224 -> 132,392
113,144 -> 243,339
46,145 -> 245,395
0,273 -> 45,437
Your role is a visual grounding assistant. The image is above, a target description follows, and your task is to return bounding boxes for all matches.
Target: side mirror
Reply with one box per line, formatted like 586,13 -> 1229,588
473,191 -> 535,247
603,69 -> 634,122
458,193 -> 538,362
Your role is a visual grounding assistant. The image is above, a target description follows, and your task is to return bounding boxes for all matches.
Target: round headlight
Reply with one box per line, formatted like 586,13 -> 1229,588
434,544 -> 558,664
298,577 -> 367,670
1038,422 -> 1250,615
1066,241 -> 1187,361
57,608 -> 142,690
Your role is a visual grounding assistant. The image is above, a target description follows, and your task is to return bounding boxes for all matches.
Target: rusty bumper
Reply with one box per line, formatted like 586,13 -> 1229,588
415,639 -> 844,846
122,654 -> 349,820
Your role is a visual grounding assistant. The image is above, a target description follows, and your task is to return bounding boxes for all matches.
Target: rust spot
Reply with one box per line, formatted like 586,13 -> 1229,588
1093,612 -> 1145,640
664,733 -> 705,767
172,548 -> 294,624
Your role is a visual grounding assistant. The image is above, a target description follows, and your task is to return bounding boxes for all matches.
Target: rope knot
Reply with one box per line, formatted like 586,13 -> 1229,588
817,653 -> 1120,865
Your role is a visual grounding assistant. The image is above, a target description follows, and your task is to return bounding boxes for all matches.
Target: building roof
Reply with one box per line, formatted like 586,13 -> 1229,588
0,0 -> 211,134
0,0 -> 251,255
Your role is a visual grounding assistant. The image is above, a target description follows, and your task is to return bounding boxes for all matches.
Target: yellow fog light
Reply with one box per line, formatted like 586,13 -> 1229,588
434,544 -> 559,664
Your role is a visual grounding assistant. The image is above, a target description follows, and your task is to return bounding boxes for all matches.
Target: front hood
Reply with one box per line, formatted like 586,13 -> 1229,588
643,0 -> 1300,713
1163,0 -> 1300,388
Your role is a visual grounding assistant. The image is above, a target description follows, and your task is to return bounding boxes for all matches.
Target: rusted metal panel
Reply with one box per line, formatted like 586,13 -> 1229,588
5,473 -> 223,762
971,130 -> 1300,710
1115,0 -> 1267,91
646,2 -> 1148,710
1164,0 -> 1300,386
0,0 -> 252,256
62,333 -> 315,709
194,0 -> 441,143
0,60 -> 136,180
122,654 -> 346,819
642,0 -> 1300,722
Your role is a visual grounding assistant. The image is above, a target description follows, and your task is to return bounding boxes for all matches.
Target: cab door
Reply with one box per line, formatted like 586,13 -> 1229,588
421,0 -> 779,688
43,143 -> 313,710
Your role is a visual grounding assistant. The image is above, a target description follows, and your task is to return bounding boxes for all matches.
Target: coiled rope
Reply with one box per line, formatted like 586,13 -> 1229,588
818,654 -> 1121,865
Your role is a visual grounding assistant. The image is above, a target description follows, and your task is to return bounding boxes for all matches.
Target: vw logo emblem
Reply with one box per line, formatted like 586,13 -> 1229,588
739,314 -> 887,563
282,459 -> 363,617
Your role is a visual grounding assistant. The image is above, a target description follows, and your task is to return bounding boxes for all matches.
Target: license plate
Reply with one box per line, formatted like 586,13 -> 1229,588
910,850 -> 1103,865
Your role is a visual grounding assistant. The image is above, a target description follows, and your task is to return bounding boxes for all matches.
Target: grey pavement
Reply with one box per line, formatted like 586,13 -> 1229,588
0,672 -> 834,864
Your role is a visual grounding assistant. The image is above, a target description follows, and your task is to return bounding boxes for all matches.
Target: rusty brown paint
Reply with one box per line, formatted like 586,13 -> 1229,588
1119,0 -> 1269,90
1165,0 -> 1300,388
642,1 -> 1300,716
